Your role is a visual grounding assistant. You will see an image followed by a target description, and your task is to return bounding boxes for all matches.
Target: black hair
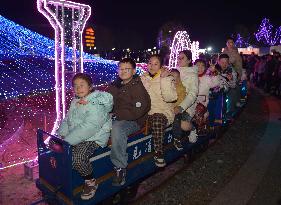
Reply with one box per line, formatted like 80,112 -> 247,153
194,59 -> 206,67
118,58 -> 136,69
170,69 -> 180,74
219,53 -> 230,60
179,50 -> 193,66
226,37 -> 235,42
180,50 -> 192,61
149,54 -> 164,67
72,73 -> 93,87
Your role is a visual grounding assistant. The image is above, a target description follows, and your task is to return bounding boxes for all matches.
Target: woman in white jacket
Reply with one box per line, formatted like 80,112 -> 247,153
193,59 -> 220,134
173,50 -> 198,150
141,54 -> 177,167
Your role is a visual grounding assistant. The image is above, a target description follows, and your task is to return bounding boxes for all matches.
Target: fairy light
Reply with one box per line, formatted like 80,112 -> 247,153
168,31 -> 200,69
37,0 -> 91,134
0,159 -> 34,170
255,18 -> 281,46
191,41 -> 200,61
0,4 -> 150,169
0,13 -> 118,169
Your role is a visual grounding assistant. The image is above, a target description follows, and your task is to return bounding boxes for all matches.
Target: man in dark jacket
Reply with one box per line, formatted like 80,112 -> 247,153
107,58 -> 151,186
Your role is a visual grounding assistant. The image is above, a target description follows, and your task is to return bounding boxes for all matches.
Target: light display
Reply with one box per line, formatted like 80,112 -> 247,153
255,18 -> 281,46
234,33 -> 250,48
0,14 -> 118,99
85,27 -> 95,49
0,13 -> 148,170
37,0 -> 91,134
168,31 -> 200,69
191,41 -> 200,61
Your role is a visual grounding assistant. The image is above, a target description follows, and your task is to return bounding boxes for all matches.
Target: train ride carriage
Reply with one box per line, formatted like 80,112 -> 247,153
34,81 -> 247,205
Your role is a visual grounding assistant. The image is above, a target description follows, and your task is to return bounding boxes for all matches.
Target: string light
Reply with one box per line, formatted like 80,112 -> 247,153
0,16 -> 149,170
255,18 -> 281,46
233,33 -> 250,48
168,31 -> 200,69
37,0 -> 92,134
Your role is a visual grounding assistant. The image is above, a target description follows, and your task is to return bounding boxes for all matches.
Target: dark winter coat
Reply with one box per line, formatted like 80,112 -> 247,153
107,75 -> 151,127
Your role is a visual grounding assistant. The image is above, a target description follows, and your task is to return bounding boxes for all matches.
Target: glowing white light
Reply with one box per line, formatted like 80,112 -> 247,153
37,0 -> 91,134
207,47 -> 212,51
169,31 -> 200,68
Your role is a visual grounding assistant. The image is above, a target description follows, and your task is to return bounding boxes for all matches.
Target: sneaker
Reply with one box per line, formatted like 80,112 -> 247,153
81,179 -> 98,200
188,130 -> 198,143
236,102 -> 242,107
154,153 -> 166,167
112,167 -> 126,186
173,138 -> 183,151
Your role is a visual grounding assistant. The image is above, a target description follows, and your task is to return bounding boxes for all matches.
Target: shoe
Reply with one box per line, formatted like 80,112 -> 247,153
188,130 -> 198,143
236,102 -> 242,107
173,138 -> 183,151
112,167 -> 126,186
81,179 -> 98,200
154,152 -> 166,167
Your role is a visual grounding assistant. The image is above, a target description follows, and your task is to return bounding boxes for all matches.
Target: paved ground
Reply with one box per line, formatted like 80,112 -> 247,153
210,93 -> 281,205
0,87 -> 280,205
133,88 -> 281,205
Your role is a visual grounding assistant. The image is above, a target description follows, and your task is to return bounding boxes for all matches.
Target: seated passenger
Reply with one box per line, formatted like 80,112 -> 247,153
57,73 -> 113,200
172,50 -> 199,151
216,54 -> 239,118
194,59 -> 220,134
222,37 -> 243,80
107,58 -> 151,186
141,54 -> 177,167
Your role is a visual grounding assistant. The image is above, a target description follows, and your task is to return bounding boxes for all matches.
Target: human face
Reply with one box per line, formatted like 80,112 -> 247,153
118,62 -> 136,84
73,78 -> 92,98
171,71 -> 180,84
218,58 -> 229,70
226,39 -> 235,49
147,56 -> 161,75
196,62 -> 205,75
178,52 -> 191,67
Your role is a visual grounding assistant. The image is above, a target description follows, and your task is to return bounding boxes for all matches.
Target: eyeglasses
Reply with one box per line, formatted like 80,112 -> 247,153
118,68 -> 133,72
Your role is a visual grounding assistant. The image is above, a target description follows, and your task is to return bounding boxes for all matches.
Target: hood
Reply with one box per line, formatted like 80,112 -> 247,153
178,65 -> 198,74
85,90 -> 113,112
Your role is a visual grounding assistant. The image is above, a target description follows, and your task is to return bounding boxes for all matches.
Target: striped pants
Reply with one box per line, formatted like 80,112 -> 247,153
72,141 -> 99,178
148,113 -> 168,155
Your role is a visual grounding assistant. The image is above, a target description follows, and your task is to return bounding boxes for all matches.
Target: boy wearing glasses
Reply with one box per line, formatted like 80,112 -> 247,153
107,58 -> 151,186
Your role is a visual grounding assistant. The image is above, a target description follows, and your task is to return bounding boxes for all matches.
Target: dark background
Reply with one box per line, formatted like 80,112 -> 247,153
0,0 -> 280,52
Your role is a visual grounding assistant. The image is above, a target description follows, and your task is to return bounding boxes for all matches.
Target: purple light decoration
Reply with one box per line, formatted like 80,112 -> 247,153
37,0 -> 91,134
234,33 -> 250,48
255,18 -> 281,46
235,34 -> 243,48
169,31 -> 199,69
191,41 -> 200,61
169,31 -> 191,68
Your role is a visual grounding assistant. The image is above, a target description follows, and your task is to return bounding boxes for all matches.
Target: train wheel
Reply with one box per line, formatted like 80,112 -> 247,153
112,192 -> 122,204
111,182 -> 140,204
125,182 -> 140,200
200,140 -> 209,152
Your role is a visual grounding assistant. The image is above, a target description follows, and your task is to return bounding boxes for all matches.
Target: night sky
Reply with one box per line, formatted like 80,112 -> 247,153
0,0 -> 280,52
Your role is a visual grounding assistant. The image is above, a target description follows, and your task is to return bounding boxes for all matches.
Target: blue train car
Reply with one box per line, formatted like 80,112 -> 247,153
35,84 -> 247,205
36,126 -> 213,205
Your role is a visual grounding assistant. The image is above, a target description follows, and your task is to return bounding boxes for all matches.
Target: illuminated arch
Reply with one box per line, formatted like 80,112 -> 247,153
169,31 -> 200,69
37,0 -> 91,134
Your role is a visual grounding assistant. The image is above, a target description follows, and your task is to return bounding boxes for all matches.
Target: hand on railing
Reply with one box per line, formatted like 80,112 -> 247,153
48,137 -> 64,153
